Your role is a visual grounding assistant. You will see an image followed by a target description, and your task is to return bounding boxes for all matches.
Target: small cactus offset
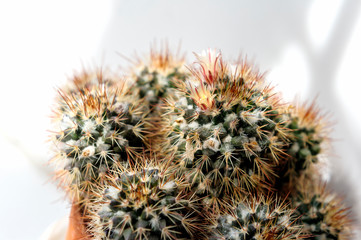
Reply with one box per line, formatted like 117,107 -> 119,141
291,179 -> 353,240
162,49 -> 289,211
210,196 -> 303,240
279,101 -> 328,191
129,45 -> 189,154
89,157 -> 203,240
50,70 -> 146,202
131,44 -> 188,109
47,45 -> 355,240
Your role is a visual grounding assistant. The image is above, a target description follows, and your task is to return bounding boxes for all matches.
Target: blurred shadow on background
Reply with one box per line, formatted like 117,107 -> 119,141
304,0 -> 361,225
102,0 -> 313,68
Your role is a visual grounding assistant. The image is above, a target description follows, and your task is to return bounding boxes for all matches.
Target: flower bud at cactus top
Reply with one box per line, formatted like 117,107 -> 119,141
90,161 -> 202,240
132,45 -> 188,107
50,72 -> 146,200
163,49 -> 289,210
292,181 -> 353,240
211,196 -> 302,240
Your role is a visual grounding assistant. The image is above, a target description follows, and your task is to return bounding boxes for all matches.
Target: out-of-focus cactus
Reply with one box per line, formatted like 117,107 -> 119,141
278,101 -> 328,191
131,44 -> 188,109
292,179 -> 353,240
89,157 -> 203,240
162,49 -> 290,212
210,196 -> 302,240
50,70 -> 147,202
128,45 -> 189,154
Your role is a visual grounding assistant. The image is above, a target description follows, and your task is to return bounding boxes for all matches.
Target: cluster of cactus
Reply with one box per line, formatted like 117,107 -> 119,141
49,47 -> 354,239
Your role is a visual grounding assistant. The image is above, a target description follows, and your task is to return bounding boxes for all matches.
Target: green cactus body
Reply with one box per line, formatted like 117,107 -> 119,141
292,181 -> 353,240
63,69 -> 116,93
131,46 -> 188,108
211,197 -> 302,240
51,72 -> 146,200
129,46 -> 189,154
90,162 -> 201,240
281,102 -> 327,190
163,49 -> 290,211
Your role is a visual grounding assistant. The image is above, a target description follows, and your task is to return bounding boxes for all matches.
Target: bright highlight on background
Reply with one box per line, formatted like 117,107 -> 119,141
337,13 -> 361,137
0,1 -> 361,239
0,1 -> 112,240
307,0 -> 343,48
0,1 -> 112,165
268,44 -> 310,101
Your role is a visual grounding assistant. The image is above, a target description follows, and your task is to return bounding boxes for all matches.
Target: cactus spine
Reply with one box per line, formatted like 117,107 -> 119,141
131,44 -> 188,109
211,196 -> 302,240
50,71 -> 146,202
162,49 -> 290,211
90,158 -> 202,240
279,101 -> 328,191
292,179 -> 353,240
47,46 -> 355,240
129,45 -> 189,155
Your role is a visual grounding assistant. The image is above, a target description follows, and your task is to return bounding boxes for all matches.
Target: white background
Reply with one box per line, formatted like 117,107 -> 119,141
0,1 -> 360,239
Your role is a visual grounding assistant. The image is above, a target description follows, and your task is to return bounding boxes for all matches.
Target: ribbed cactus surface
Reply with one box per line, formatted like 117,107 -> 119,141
131,46 -> 187,108
162,50 -> 290,211
292,181 -> 352,240
211,196 -> 302,240
282,102 -> 327,188
90,160 -> 201,240
48,47 -> 354,240
51,72 -> 146,200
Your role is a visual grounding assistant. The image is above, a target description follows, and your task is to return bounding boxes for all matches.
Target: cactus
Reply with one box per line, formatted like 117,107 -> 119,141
162,49 -> 290,212
50,70 -> 147,202
46,46 -> 356,240
210,196 -> 302,240
128,45 -> 189,154
89,157 -> 203,240
292,179 -> 353,240
278,101 -> 328,191
131,44 -> 188,109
